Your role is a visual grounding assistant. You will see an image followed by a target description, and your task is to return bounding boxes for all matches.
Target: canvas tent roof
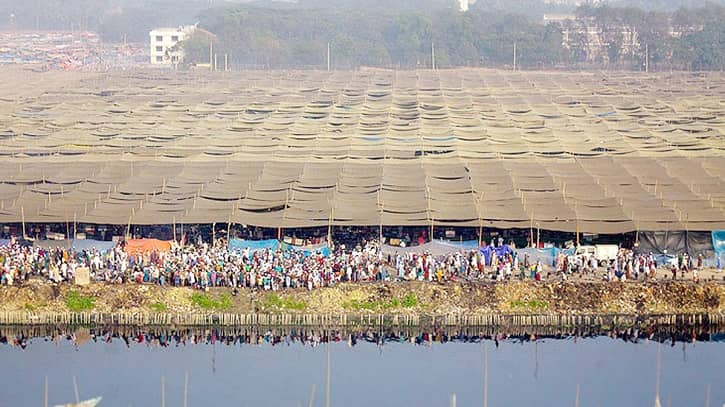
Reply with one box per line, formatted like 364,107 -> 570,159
0,67 -> 723,233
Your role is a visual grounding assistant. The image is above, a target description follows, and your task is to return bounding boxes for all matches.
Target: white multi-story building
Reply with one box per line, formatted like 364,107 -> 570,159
458,0 -> 478,12
149,26 -> 196,65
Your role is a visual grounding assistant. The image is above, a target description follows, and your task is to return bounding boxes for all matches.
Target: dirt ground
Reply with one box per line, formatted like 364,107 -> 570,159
0,277 -> 723,316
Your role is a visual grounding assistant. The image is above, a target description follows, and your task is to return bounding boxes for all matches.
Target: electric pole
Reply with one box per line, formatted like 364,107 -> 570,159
645,43 -> 649,73
431,43 -> 436,70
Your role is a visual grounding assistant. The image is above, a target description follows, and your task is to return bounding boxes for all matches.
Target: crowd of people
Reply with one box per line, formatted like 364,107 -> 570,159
0,238 -> 490,289
555,248 -> 707,282
0,236 -> 715,290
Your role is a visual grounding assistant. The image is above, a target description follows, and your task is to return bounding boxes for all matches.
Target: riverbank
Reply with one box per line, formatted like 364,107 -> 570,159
1,279 -> 723,318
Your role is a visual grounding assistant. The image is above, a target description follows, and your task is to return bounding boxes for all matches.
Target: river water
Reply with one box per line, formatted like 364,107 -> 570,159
1,326 -> 723,406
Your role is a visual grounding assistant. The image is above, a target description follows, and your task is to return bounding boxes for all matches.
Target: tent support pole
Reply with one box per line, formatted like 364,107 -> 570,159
327,208 -> 333,244
126,215 -> 132,240
212,222 -> 216,243
227,218 -> 232,241
278,227 -> 282,241
635,228 -> 639,246
73,212 -> 77,240
21,206 -> 26,238
536,224 -> 540,249
576,222 -> 580,246
478,221 -> 483,247
529,216 -> 534,248
172,217 -> 177,242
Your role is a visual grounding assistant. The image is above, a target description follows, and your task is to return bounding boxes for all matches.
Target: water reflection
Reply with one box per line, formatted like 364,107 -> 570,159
2,324 -> 723,351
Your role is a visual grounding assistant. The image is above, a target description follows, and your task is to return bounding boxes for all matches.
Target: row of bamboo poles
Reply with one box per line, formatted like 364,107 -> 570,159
0,311 -> 723,327
2,323 -> 714,341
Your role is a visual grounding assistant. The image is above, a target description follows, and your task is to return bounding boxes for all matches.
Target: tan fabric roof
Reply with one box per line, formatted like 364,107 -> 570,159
0,66 -> 723,232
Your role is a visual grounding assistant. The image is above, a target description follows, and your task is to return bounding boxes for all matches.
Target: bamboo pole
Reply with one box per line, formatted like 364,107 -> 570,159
635,227 -> 639,246
183,371 -> 188,407
529,215 -> 534,248
73,212 -> 77,240
212,222 -> 216,243
308,384 -> 316,407
326,340 -> 331,407
483,343 -> 488,407
21,206 -> 26,238
327,208 -> 333,243
72,376 -> 80,403
172,217 -> 177,242
126,214 -> 132,239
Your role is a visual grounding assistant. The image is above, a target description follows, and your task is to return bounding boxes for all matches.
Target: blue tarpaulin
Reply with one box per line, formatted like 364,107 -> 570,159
281,242 -> 331,257
479,245 -> 513,265
382,239 -> 482,257
516,247 -> 564,267
713,231 -> 725,257
228,239 -> 279,253
713,231 -> 725,268
441,239 -> 480,250
70,239 -> 115,253
229,239 -> 330,257
33,239 -> 115,253
0,239 -> 10,247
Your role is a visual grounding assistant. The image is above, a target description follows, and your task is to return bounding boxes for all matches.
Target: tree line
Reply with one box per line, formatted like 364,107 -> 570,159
182,2 -> 723,71
0,0 -> 721,70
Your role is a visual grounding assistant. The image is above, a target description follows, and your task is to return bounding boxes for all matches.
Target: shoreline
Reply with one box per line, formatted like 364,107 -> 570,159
1,279 -> 723,325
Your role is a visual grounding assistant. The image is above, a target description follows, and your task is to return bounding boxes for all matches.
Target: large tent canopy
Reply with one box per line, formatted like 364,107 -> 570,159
0,67 -> 723,233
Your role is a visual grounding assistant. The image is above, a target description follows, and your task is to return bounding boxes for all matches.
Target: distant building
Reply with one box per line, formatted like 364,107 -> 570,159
556,18 -> 640,64
458,0 -> 477,12
149,25 -> 197,65
543,14 -> 576,24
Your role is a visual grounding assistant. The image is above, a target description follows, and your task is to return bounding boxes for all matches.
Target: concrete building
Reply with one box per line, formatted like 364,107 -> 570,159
458,0 -> 477,12
149,26 -> 196,65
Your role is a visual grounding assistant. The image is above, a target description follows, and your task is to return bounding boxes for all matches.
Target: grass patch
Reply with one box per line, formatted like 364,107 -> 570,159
150,302 -> 168,312
191,292 -> 232,310
65,291 -> 95,312
343,294 -> 420,311
401,293 -> 418,308
509,299 -> 549,310
24,303 -> 36,312
262,293 -> 307,311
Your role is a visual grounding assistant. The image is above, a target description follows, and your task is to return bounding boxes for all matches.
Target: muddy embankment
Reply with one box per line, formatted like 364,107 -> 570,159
0,280 -> 723,319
